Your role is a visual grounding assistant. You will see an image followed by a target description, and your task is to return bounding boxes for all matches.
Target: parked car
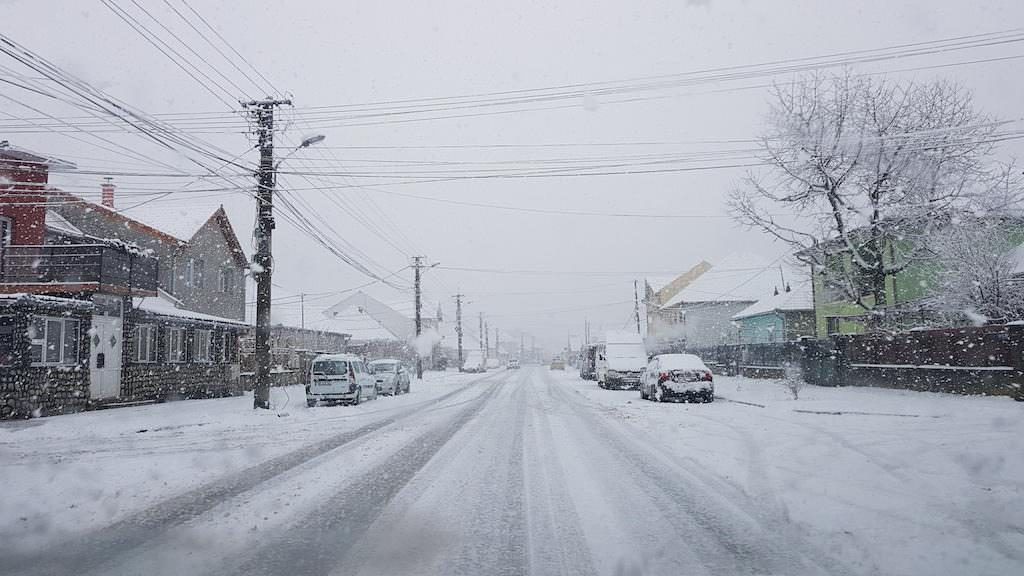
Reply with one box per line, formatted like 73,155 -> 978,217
462,350 -> 486,373
306,354 -> 379,406
550,357 -> 566,370
639,353 -> 714,403
596,331 -> 647,390
507,358 -> 520,369
368,358 -> 410,395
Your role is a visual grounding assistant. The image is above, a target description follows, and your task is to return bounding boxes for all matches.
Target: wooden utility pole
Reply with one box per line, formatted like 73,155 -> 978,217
413,256 -> 424,380
633,279 -> 642,335
245,97 -> 291,410
453,293 -> 464,370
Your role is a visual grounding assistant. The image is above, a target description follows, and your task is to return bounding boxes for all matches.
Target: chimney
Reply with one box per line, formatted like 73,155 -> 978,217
101,177 -> 115,208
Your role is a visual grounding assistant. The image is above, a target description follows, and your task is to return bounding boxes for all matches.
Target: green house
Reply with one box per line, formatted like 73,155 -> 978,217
810,223 -> 1024,338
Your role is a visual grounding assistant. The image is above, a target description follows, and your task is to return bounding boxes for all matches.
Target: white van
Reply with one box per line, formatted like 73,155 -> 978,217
595,331 -> 647,390
306,354 -> 378,406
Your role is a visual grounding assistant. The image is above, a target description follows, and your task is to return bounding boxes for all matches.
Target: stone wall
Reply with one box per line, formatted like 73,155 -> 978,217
0,297 -> 92,418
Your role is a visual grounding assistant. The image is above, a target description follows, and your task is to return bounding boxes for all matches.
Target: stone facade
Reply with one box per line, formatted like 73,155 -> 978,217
0,296 -> 92,418
121,305 -> 243,401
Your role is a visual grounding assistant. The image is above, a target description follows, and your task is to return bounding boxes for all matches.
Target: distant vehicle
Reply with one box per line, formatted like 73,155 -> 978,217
368,359 -> 410,395
596,331 -> 646,390
486,357 -> 502,369
462,350 -> 486,373
550,357 -> 566,370
306,354 -> 378,407
579,344 -> 598,380
507,358 -> 520,369
640,353 -> 714,403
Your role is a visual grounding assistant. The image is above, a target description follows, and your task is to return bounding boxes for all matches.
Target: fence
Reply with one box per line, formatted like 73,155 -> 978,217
804,325 -> 1024,397
691,324 -> 1024,398
689,341 -> 804,378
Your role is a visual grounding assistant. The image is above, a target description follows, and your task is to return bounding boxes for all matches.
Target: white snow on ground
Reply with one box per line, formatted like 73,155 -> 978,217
0,370 -> 486,554
3,367 -> 1023,576
557,371 -> 1024,576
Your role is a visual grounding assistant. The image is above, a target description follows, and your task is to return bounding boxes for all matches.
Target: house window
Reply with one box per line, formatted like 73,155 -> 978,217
193,329 -> 212,362
218,268 -> 235,293
223,331 -> 238,363
0,315 -> 16,366
29,315 -> 79,366
186,258 -> 205,289
166,327 -> 185,363
134,324 -> 157,363
826,317 -> 842,336
0,215 -> 12,247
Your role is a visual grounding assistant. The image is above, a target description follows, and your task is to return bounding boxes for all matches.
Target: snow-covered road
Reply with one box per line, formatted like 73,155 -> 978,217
2,367 -> 1022,575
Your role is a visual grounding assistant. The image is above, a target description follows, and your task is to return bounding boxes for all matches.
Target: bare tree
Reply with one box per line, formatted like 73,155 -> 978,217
925,165 -> 1024,324
731,72 -> 997,319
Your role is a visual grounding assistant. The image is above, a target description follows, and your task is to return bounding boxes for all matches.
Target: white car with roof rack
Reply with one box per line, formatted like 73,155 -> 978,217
306,353 -> 379,407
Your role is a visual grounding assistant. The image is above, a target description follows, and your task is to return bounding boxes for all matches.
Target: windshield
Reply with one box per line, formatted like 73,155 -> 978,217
370,362 -> 398,374
311,360 -> 349,376
6,3 -> 1023,576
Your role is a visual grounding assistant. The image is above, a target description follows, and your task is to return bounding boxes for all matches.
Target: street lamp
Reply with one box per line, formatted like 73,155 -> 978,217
275,134 -> 326,170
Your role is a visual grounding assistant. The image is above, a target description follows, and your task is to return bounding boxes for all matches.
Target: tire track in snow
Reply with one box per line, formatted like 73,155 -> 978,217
546,372 -> 854,576
230,373 -> 509,576
5,375 -> 500,576
521,371 -> 597,576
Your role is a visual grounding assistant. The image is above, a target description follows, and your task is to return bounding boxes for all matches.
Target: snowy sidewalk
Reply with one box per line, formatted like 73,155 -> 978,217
0,369 -> 487,553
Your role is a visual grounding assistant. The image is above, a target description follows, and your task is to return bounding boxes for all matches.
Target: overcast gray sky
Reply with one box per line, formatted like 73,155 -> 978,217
4,0 -> 1024,350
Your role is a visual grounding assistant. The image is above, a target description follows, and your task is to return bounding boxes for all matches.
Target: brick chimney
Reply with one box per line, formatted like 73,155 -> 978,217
101,177 -> 115,208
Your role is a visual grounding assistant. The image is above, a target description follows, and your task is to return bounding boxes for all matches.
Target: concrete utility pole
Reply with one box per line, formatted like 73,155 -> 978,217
413,256 -> 424,380
453,293 -> 464,370
484,321 -> 489,360
245,97 -> 291,411
479,312 -> 484,353
633,279 -> 642,335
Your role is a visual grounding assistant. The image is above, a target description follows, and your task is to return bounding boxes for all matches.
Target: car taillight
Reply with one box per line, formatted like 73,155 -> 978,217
658,371 -> 671,383
349,382 -> 357,392
349,366 -> 356,380
703,371 -> 713,382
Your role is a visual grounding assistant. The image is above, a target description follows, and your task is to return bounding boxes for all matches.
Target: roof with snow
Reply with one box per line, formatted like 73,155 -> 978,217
0,142 -> 76,171
731,281 -> 814,321
319,291 -> 414,342
117,198 -> 232,243
661,254 -> 785,308
45,209 -> 84,237
47,191 -> 249,269
133,291 -> 250,326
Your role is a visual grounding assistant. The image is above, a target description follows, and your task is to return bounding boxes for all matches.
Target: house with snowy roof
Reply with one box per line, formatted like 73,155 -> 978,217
731,281 -> 815,344
655,254 -> 789,351
642,261 -> 712,343
1,152 -> 248,418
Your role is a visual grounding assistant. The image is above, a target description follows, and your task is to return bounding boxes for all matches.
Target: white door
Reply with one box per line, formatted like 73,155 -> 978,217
90,296 -> 123,400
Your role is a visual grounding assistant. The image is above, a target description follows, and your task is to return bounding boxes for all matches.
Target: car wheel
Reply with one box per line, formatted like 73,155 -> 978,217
640,385 -> 647,400
353,389 -> 362,406
654,384 -> 665,403
307,398 -> 317,408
